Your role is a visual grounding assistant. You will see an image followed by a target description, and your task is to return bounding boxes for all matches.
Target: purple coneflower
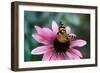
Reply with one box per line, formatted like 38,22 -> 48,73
31,21 -> 87,61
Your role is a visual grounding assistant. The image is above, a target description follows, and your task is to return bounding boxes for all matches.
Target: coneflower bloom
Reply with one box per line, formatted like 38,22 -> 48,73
31,21 -> 87,61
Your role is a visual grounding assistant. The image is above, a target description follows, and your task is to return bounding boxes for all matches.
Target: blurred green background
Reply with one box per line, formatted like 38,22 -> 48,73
24,11 -> 90,62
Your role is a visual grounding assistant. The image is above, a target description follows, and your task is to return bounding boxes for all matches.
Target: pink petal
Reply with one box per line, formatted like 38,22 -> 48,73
69,48 -> 82,57
43,28 -> 53,35
52,21 -> 58,35
51,53 -> 59,60
42,50 -> 53,61
61,54 -> 68,60
65,26 -> 71,34
34,26 -> 43,34
71,53 -> 80,59
43,28 -> 55,40
32,34 -> 50,44
35,26 -> 52,39
34,26 -> 55,43
51,53 -> 68,60
68,33 -> 76,37
31,46 -> 51,55
57,54 -> 65,60
66,52 -> 73,59
70,39 -> 87,47
67,51 -> 80,59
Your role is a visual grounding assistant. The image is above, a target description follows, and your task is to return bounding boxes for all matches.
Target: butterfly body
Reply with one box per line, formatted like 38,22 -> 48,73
53,23 -> 75,53
56,23 -> 69,43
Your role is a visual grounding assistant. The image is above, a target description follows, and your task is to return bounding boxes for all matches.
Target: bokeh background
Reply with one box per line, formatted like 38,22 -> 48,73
24,11 -> 90,62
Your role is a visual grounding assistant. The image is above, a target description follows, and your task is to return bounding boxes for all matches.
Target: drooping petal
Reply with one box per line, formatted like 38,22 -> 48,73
62,54 -> 68,60
31,46 -> 51,55
42,50 -> 53,61
57,54 -> 66,60
70,39 -> 87,47
68,48 -> 82,57
65,26 -> 71,34
67,51 -> 80,59
50,53 -> 58,60
32,34 -> 50,44
52,21 -> 58,35
71,53 -> 80,59
66,52 -> 73,59
51,53 -> 68,60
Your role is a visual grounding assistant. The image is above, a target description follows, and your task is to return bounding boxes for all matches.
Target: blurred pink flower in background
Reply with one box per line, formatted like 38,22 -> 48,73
31,21 -> 87,61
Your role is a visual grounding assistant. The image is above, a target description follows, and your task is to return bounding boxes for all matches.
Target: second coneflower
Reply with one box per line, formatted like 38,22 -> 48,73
31,21 -> 87,61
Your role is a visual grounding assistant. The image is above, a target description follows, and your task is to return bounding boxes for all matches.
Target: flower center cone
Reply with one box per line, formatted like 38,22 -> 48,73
53,38 -> 70,53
